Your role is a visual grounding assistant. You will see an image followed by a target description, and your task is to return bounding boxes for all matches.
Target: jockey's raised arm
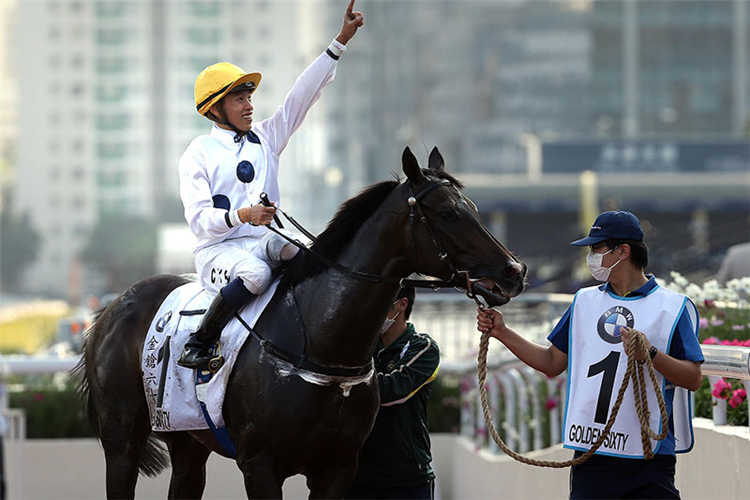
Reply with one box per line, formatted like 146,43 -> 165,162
176,0 -> 365,370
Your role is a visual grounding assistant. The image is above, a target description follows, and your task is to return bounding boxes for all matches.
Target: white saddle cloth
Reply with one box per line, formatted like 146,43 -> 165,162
141,279 -> 279,432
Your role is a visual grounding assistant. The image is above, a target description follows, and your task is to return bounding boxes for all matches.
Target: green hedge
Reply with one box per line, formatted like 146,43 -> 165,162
8,380 -> 93,439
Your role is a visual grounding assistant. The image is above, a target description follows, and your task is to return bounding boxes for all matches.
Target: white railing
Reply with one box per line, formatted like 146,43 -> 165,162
2,408 -> 26,499
413,292 -> 572,360
456,345 -> 750,455
700,345 -> 750,426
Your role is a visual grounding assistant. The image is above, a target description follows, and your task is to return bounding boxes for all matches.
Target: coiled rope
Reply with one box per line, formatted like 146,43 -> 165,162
476,326 -> 669,467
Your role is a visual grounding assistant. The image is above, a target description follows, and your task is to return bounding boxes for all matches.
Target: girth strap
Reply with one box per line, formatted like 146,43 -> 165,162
233,313 -> 374,378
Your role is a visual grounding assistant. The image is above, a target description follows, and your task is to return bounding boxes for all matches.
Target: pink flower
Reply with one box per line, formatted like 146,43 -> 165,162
710,319 -> 725,327
728,388 -> 746,409
731,324 -> 746,331
702,336 -> 720,345
699,318 -> 710,329
712,379 -> 733,400
442,397 -> 459,407
34,393 -> 45,402
545,396 -> 559,411
704,300 -> 716,308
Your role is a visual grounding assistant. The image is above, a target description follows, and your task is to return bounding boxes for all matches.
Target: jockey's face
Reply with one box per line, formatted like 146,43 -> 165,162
213,89 -> 254,132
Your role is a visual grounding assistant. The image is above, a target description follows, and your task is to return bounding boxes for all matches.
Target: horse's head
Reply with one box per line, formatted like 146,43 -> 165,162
398,146 -> 526,307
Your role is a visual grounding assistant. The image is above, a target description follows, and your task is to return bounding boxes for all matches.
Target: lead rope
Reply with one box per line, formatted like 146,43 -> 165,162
474,304 -> 669,468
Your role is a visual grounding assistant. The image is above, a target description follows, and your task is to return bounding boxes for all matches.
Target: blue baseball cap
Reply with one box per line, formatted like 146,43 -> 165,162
571,211 -> 644,246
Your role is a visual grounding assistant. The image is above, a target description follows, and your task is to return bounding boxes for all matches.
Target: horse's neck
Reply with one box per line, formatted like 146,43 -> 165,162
295,193 -> 410,367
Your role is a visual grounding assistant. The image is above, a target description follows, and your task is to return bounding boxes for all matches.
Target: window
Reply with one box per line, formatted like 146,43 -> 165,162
96,114 -> 130,131
97,170 -> 127,188
96,2 -> 127,17
70,83 -> 85,97
97,84 -> 128,102
97,28 -> 130,45
190,2 -> 220,17
97,142 -> 129,159
71,54 -> 85,68
186,27 -> 220,45
97,56 -> 129,73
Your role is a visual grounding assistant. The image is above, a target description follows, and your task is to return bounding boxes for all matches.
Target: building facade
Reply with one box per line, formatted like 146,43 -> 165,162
14,0 -> 336,297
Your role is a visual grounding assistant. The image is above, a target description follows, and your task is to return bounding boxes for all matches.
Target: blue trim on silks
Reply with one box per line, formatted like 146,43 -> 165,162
212,194 -> 231,211
220,277 -> 254,309
247,130 -> 261,144
195,369 -> 237,458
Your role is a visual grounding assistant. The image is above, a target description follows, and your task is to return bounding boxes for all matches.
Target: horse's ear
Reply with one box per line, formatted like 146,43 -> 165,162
402,146 -> 425,183
428,147 -> 445,172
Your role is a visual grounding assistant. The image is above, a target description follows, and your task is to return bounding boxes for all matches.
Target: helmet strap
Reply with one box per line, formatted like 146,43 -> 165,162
208,102 -> 245,143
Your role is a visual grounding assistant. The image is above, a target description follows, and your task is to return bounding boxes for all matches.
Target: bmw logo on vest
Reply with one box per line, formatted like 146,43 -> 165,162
596,306 -> 634,344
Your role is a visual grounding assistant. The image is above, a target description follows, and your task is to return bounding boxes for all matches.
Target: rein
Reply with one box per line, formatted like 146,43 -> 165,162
261,179 -> 478,294
473,311 -> 670,467
241,179 -> 492,381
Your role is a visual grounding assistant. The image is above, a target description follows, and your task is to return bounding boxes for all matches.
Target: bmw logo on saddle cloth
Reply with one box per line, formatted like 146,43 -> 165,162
597,305 -> 634,344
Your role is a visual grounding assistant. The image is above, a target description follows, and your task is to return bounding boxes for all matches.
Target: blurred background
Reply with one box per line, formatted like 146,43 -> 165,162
0,2 -> 748,497
0,0 -> 748,348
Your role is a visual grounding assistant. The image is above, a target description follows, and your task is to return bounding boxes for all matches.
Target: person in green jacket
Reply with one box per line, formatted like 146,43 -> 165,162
346,285 -> 440,500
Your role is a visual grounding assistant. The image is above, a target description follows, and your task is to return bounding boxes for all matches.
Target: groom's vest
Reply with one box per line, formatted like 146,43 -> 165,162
562,285 -> 695,458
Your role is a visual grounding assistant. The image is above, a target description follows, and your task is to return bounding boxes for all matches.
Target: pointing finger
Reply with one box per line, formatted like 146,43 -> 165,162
346,0 -> 355,18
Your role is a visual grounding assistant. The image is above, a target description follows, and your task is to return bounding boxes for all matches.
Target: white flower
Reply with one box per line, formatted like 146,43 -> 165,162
685,283 -> 704,302
671,271 -> 689,287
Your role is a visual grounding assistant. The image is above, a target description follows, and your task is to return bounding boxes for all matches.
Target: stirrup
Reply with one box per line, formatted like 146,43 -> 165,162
205,341 -> 225,374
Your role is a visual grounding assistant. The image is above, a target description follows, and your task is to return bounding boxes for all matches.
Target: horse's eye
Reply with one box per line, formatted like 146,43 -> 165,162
438,209 -> 458,221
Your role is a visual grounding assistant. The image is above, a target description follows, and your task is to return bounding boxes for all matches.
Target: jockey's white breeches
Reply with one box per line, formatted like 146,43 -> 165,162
194,230 -> 295,296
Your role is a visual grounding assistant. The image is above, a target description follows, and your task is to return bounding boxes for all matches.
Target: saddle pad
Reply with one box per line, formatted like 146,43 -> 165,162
142,279 -> 280,431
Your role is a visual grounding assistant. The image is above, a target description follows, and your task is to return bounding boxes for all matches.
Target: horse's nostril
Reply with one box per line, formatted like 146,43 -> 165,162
505,262 -> 523,277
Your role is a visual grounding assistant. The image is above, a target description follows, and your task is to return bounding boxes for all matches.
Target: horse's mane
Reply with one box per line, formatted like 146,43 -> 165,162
279,170 -> 464,288
279,179 -> 400,287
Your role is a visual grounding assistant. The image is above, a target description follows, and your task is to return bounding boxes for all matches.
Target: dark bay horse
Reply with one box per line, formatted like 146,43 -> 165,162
77,147 -> 526,499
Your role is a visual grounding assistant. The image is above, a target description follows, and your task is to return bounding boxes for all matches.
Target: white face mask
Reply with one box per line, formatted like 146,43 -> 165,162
586,247 -> 621,282
380,310 -> 400,334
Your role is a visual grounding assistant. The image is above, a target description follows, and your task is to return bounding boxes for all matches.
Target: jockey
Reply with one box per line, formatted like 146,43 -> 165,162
177,0 -> 365,370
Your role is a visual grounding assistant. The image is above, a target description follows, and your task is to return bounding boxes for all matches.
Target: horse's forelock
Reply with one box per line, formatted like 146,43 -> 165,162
429,170 -> 464,190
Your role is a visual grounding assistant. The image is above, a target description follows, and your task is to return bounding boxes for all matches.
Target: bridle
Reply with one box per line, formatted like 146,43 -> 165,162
264,177 -> 491,303
241,177 -> 494,378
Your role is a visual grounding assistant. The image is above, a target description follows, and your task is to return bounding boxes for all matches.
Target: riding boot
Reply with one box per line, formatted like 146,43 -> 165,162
177,278 -> 254,370
177,293 -> 236,370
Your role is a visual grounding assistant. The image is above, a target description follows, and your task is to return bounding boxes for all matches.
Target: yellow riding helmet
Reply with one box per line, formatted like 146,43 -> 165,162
194,62 -> 262,116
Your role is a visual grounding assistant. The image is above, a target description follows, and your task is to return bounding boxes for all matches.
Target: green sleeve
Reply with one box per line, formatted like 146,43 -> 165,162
378,338 -> 440,406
